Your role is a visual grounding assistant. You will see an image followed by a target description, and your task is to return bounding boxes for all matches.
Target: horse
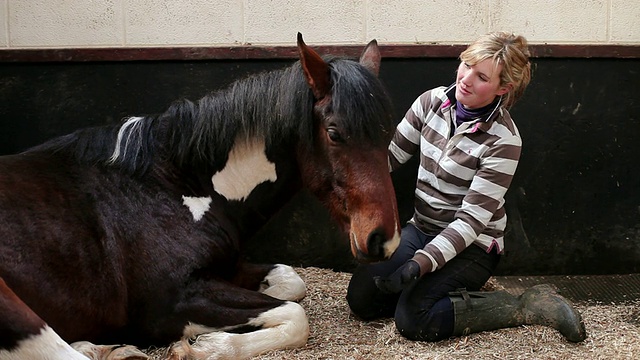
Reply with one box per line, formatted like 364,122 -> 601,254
0,33 -> 401,360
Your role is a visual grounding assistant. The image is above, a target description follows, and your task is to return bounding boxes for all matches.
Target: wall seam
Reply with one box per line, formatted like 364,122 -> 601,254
4,0 -> 10,47
121,0 -> 127,46
362,0 -> 367,43
487,0 -> 493,32
242,0 -> 247,45
607,0 -> 612,42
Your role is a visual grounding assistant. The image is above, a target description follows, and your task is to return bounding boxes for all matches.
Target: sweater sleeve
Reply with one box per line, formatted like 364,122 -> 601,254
388,90 -> 434,172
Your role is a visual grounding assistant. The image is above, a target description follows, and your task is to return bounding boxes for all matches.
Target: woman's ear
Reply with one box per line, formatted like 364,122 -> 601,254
497,83 -> 513,96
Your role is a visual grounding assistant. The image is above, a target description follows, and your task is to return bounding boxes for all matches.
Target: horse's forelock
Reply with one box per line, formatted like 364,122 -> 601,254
328,59 -> 395,147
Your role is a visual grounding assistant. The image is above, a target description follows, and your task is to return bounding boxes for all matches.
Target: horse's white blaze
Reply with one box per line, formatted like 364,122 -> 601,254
259,264 -> 306,301
211,138 -> 277,201
0,326 -> 90,360
176,302 -> 309,360
182,195 -> 212,221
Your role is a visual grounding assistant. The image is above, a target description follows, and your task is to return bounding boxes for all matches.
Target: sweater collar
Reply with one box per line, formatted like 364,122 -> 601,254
442,84 -> 502,124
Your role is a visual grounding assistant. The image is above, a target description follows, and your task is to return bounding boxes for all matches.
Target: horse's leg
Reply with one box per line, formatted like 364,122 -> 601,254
0,277 -> 90,360
233,263 -> 306,301
162,280 -> 309,360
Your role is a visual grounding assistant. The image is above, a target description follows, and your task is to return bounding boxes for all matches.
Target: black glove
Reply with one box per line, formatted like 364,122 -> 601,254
374,259 -> 421,294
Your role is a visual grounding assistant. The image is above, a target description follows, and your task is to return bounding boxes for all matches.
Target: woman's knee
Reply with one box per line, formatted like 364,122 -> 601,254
346,266 -> 372,316
394,297 -> 455,342
347,266 -> 398,320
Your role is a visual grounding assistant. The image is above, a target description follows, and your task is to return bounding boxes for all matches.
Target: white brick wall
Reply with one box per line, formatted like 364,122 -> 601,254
9,0 -> 124,47
125,0 -> 243,45
246,0 -> 366,44
2,0 -> 639,49
368,0 -> 491,43
611,0 -> 640,42
490,0 -> 609,43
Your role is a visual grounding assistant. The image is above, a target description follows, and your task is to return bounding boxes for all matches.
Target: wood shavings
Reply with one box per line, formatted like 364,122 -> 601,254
144,267 -> 640,360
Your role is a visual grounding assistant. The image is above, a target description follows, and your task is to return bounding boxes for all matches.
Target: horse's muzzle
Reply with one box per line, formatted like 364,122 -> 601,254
351,227 -> 400,263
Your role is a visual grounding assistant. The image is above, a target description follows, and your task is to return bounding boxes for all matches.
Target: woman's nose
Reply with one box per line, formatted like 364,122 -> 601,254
460,72 -> 472,85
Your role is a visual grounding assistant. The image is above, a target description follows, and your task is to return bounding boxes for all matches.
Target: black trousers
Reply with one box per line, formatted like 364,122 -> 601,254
347,223 -> 501,341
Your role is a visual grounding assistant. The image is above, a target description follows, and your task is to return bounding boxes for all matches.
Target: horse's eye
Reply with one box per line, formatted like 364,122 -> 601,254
327,127 -> 342,142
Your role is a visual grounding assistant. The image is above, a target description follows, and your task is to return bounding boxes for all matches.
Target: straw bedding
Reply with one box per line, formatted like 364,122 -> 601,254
145,266 -> 640,360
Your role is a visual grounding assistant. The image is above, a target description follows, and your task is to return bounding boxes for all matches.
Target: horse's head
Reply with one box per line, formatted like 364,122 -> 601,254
295,33 -> 401,263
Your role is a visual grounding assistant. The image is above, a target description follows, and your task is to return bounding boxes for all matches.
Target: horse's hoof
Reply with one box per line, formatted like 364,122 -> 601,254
72,342 -> 149,360
164,342 -> 188,360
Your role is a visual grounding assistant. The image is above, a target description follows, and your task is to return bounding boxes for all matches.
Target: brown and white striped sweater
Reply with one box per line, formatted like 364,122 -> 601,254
389,85 -> 522,274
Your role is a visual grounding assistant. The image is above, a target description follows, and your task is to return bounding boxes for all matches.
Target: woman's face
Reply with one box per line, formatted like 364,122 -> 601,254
455,58 -> 510,109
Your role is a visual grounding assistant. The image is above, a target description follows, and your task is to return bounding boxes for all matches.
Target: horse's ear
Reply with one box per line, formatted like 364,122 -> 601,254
359,39 -> 381,77
297,33 -> 331,100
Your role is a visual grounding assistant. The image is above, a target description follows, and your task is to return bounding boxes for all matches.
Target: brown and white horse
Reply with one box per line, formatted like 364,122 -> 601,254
0,34 -> 400,360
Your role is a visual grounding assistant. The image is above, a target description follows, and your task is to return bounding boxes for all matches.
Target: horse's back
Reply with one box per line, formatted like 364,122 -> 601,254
0,151 -> 133,341
0,151 -> 101,246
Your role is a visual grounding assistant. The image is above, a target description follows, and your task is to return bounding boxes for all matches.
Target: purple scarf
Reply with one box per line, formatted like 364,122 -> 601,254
455,96 -> 501,127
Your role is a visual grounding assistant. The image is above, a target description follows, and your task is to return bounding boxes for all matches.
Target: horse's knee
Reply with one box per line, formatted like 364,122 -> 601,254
254,301 -> 309,341
169,301 -> 309,360
394,298 -> 455,342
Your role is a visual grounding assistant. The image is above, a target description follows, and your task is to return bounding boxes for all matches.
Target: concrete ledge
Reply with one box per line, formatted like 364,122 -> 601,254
1,44 -> 639,62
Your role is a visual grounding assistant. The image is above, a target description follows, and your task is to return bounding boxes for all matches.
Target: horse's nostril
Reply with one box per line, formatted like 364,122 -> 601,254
366,229 -> 385,259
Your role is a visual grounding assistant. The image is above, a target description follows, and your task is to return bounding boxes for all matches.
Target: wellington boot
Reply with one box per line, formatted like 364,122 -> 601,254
450,284 -> 587,342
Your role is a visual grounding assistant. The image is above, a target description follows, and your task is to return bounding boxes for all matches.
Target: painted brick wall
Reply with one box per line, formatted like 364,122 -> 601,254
1,0 -> 639,48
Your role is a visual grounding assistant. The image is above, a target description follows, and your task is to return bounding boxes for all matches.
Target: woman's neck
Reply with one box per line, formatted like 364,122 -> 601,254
455,96 -> 501,126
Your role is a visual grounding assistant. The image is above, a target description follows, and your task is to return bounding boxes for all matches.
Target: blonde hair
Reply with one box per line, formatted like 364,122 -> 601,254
459,32 -> 532,109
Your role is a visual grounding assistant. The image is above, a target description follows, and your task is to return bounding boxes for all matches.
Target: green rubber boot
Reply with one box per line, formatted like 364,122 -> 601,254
450,284 -> 587,342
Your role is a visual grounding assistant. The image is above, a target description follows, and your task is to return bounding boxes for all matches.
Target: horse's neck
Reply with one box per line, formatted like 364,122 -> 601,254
178,134 -> 300,233
165,70 -> 306,231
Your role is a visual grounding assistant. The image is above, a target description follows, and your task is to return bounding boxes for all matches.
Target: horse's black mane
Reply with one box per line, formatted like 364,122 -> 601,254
29,56 -> 394,176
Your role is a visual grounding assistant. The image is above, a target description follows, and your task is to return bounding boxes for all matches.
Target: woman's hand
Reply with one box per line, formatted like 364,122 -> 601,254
374,259 -> 421,294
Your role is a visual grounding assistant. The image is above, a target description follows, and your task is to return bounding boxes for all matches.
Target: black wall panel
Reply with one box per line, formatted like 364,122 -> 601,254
1,57 -> 638,275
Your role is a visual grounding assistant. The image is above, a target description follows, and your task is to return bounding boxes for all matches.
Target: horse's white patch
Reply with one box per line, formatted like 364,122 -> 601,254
0,325 -> 90,360
182,196 -> 212,221
174,302 -> 308,360
260,264 -> 307,301
212,137 -> 277,201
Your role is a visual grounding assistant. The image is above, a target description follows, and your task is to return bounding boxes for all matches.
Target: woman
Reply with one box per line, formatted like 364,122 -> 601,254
347,32 -> 586,342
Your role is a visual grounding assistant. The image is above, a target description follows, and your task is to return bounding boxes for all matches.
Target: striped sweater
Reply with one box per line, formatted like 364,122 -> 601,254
389,85 -> 521,274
